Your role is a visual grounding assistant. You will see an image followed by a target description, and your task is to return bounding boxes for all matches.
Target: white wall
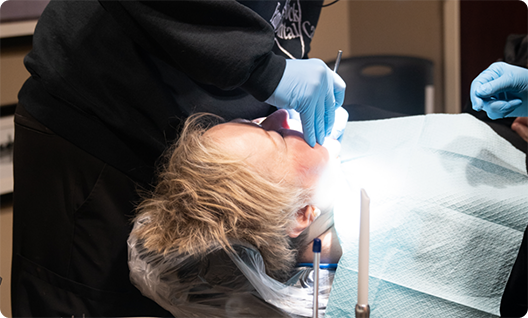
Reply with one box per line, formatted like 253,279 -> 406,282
0,36 -> 32,106
311,0 -> 447,113
309,0 -> 352,63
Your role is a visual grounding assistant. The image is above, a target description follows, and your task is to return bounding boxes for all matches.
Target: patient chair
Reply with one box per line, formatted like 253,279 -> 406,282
330,55 -> 434,115
128,217 -> 334,317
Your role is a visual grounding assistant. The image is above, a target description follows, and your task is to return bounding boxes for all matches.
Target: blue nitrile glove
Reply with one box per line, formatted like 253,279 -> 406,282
286,106 -> 349,142
265,59 -> 346,147
471,62 -> 528,119
331,106 -> 349,142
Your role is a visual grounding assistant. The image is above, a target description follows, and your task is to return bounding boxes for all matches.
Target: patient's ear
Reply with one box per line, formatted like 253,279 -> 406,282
288,205 -> 318,238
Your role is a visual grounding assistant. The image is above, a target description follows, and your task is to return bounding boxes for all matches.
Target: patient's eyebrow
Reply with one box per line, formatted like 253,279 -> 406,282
231,118 -> 287,152
231,118 -> 263,129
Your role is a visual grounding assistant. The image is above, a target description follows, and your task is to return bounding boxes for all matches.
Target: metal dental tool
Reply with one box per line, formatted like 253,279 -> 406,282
356,189 -> 370,318
312,238 -> 321,318
312,50 -> 342,318
334,50 -> 343,73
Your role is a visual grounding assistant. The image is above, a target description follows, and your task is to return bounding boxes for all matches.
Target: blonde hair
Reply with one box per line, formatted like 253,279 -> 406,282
134,113 -> 313,279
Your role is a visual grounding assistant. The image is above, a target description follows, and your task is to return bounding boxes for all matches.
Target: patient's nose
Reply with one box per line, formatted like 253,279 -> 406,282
260,109 -> 289,132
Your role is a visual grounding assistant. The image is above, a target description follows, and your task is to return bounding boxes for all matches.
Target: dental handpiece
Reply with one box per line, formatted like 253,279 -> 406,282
312,238 -> 321,318
356,189 -> 370,318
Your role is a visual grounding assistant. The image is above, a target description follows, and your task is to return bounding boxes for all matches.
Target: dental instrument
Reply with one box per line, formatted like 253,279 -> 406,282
334,50 -> 343,73
356,189 -> 370,318
313,238 -> 321,318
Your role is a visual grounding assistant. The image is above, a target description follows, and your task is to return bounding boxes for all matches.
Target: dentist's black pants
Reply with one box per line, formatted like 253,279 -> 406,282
11,104 -> 171,317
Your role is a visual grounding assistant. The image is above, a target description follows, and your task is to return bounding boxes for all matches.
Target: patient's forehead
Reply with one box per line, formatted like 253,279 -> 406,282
205,122 -> 286,174
206,122 -> 273,153
205,121 -> 328,190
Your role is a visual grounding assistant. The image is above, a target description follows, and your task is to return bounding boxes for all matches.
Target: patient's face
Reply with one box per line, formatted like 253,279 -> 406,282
206,109 -> 330,189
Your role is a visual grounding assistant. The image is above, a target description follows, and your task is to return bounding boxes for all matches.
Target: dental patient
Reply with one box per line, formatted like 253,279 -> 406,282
129,106 -> 528,317
128,109 -> 342,317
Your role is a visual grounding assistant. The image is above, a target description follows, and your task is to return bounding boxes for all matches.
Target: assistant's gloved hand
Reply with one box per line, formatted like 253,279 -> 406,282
471,62 -> 528,119
265,59 -> 346,147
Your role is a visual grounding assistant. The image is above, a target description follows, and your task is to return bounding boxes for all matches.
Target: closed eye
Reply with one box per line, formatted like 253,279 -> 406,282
231,118 -> 263,129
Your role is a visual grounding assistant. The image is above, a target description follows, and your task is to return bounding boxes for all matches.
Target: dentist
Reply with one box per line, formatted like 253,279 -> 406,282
11,1 -> 345,317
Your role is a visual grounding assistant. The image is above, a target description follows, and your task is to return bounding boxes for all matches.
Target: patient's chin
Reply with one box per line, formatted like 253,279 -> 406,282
323,138 -> 341,159
311,156 -> 340,213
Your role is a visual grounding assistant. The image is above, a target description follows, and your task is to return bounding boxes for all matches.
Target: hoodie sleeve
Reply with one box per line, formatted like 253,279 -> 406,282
99,0 -> 285,101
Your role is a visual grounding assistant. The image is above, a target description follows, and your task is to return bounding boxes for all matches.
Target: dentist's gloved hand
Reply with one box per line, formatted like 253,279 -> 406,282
286,106 -> 349,141
286,106 -> 348,159
265,58 -> 346,147
330,106 -> 349,142
471,62 -> 528,119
